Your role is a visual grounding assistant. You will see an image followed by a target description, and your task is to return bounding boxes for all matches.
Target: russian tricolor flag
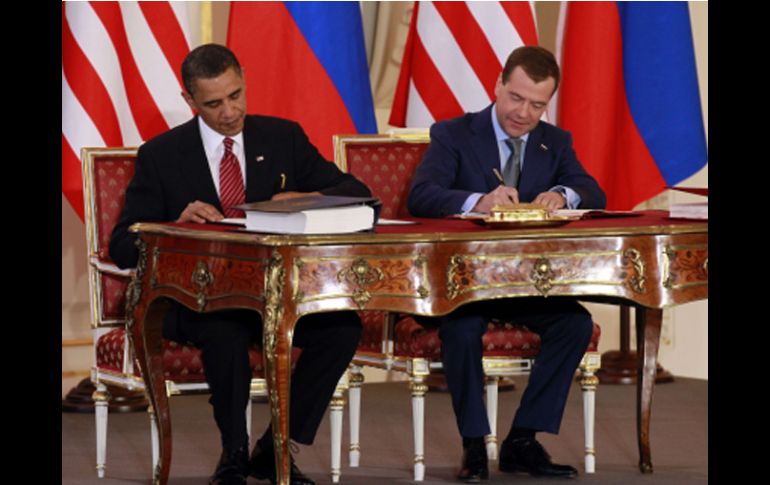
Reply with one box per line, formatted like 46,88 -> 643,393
558,2 -> 707,210
227,2 -> 377,161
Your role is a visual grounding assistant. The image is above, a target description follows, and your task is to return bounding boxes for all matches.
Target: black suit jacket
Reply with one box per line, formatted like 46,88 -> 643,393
110,115 -> 371,269
408,104 -> 606,217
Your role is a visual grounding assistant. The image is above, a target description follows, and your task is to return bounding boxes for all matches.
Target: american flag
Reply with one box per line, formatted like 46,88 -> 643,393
62,1 -> 195,220
389,1 -> 538,128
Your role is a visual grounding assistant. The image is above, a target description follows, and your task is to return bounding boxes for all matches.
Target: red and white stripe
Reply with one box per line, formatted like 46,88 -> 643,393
390,1 -> 539,129
62,1 -> 196,220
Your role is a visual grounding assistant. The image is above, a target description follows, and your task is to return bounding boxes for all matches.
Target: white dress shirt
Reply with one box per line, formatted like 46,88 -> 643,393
198,117 -> 246,197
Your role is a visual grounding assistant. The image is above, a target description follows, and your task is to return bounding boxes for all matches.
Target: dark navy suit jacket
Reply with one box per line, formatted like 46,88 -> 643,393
110,115 -> 371,269
408,104 -> 605,218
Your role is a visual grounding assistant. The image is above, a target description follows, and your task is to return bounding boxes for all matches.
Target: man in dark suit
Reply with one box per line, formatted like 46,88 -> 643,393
408,46 -> 606,481
110,44 -> 370,485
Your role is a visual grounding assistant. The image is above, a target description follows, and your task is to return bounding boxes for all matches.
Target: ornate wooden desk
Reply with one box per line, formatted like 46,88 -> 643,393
126,211 -> 707,484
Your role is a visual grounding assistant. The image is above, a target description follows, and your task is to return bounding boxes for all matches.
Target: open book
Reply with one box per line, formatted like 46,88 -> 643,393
230,195 -> 379,234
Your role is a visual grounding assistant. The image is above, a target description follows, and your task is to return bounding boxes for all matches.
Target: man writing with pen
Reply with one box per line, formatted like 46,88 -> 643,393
407,46 -> 605,481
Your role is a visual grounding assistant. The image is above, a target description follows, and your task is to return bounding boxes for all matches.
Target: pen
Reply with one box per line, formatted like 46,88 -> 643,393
493,168 -> 505,186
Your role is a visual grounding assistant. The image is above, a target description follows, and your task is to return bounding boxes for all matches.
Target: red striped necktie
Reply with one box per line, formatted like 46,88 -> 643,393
219,137 -> 245,218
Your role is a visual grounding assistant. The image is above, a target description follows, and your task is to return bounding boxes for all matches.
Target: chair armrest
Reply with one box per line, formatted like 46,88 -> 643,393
90,255 -> 135,277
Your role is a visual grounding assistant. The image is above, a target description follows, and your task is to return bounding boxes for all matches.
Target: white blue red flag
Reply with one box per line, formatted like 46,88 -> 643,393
389,1 -> 538,128
227,2 -> 377,161
557,2 -> 707,210
62,1 -> 194,220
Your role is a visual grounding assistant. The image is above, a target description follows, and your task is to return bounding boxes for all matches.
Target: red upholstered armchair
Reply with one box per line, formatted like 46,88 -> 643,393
333,134 -> 602,480
81,147 -> 346,481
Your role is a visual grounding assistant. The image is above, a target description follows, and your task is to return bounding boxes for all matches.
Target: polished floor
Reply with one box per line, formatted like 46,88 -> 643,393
62,377 -> 707,484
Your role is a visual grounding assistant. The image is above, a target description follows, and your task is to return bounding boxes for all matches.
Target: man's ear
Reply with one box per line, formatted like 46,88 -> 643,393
181,91 -> 196,112
494,73 -> 504,98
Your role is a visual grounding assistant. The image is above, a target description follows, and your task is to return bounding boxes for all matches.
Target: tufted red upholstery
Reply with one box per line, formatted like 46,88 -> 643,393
96,328 -> 300,383
91,157 -> 135,261
393,317 -> 601,359
100,273 -> 130,321
356,310 -> 388,353
341,142 -> 429,219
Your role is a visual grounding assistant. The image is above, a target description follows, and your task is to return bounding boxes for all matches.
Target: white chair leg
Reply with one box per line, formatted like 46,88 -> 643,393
484,376 -> 499,461
330,390 -> 345,483
348,365 -> 364,467
149,403 -> 159,472
92,383 -> 110,478
410,373 -> 427,481
246,398 -> 253,446
579,352 -> 601,474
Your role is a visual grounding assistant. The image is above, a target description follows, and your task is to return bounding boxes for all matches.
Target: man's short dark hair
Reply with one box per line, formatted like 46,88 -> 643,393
501,46 -> 560,94
181,43 -> 242,95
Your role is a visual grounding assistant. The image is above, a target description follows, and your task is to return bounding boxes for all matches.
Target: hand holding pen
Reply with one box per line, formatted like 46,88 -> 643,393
471,168 -> 520,213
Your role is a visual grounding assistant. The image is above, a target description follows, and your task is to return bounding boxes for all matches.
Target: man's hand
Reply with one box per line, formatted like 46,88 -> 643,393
270,191 -> 321,201
533,191 -> 566,210
176,201 -> 224,224
473,186 -> 520,213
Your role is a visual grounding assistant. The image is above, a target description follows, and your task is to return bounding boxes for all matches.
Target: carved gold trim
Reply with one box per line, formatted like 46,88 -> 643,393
662,243 -> 708,290
131,221 -> 708,247
531,257 -> 555,295
410,381 -> 428,396
447,249 -> 630,299
125,238 -> 147,332
349,372 -> 365,386
292,254 -> 430,308
623,248 -> 646,293
338,257 -> 384,308
263,250 -> 285,452
191,261 -> 214,311
149,247 -> 268,305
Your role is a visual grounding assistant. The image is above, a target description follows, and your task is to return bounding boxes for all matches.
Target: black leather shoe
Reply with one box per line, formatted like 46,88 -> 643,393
499,438 -> 577,478
457,439 -> 489,483
248,444 -> 315,485
209,445 -> 248,485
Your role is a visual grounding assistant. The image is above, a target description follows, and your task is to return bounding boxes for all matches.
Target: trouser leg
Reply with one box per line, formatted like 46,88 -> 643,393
259,311 -> 362,446
501,300 -> 594,434
165,307 -> 259,452
417,311 -> 490,438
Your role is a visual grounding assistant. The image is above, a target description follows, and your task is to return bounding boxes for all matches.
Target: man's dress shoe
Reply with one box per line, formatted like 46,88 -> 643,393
456,439 -> 489,482
499,437 -> 578,478
209,445 -> 248,485
249,444 -> 315,485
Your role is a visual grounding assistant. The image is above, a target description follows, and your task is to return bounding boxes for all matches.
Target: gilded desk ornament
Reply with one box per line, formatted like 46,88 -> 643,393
623,248 -> 647,293
337,257 -> 384,308
124,238 -> 148,332
530,257 -> 555,296
446,255 -> 465,300
662,244 -> 708,290
191,261 -> 214,311
263,250 -> 285,449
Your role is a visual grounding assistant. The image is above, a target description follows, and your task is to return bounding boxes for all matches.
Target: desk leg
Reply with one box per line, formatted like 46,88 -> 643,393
131,299 -> 172,485
263,252 -> 292,485
635,306 -> 662,474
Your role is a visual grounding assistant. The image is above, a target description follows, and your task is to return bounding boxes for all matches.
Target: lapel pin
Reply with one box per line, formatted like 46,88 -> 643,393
256,155 -> 265,162
540,144 -> 548,151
